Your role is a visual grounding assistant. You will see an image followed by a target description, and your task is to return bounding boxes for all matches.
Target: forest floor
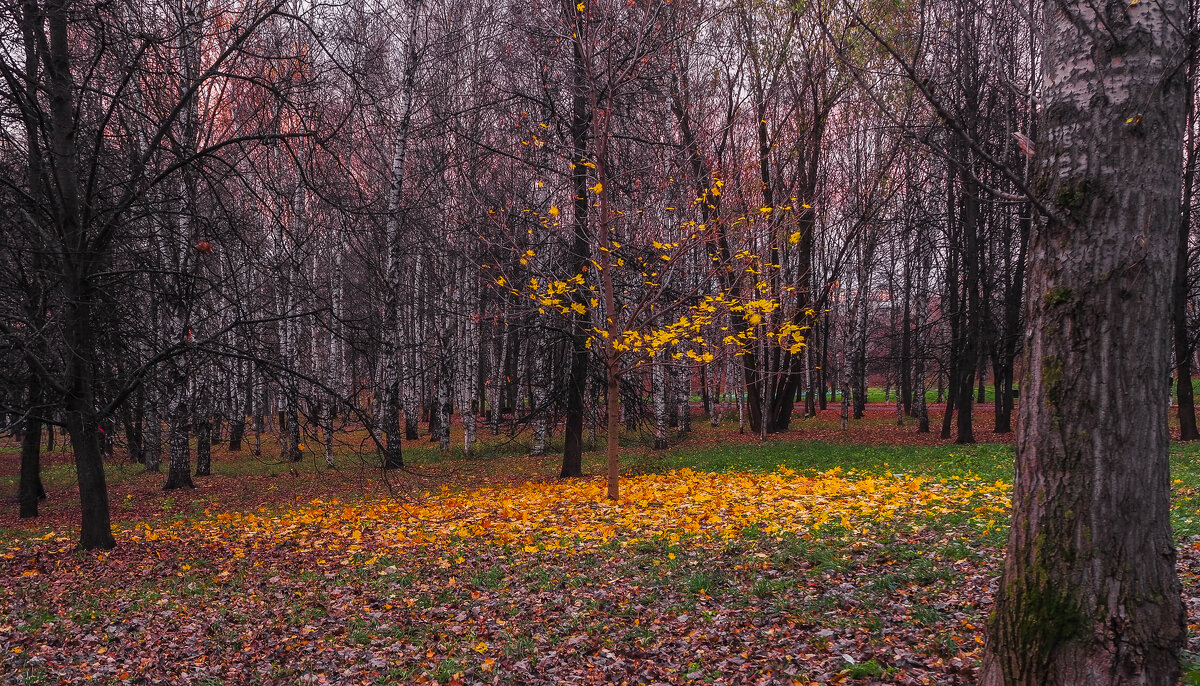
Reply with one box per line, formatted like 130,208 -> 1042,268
2,404 -> 1200,685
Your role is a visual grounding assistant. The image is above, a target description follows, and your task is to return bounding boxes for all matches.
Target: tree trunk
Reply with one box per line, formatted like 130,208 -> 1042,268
19,374 -> 46,519
1176,47 -> 1199,441
65,409 -> 114,550
253,377 -> 265,456
994,190 -> 1031,434
122,387 -> 144,464
652,361 -> 668,449
900,266 -> 913,416
527,324 -> 549,455
436,342 -> 452,453
850,257 -> 870,420
700,364 -> 714,425
560,25 -> 591,479
487,323 -> 505,433
676,365 -> 691,434
914,321 -> 929,434
228,366 -> 248,451
941,168 -> 961,439
818,312 -> 829,411
840,348 -> 850,431
378,3 -> 421,470
282,395 -> 302,463
953,147 -> 980,445
605,362 -> 620,500
144,382 -> 162,471
194,414 -> 211,477
981,0 -> 1188,680
163,373 -> 195,490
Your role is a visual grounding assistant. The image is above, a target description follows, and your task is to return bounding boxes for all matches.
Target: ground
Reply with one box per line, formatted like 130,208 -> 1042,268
2,404 -> 1200,685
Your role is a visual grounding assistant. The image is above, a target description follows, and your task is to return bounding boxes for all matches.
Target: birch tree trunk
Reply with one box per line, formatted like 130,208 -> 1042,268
163,0 -> 201,491
436,340 -> 452,453
488,323 -> 505,433
163,366 -> 195,489
652,361 -> 668,449
530,341 -> 550,455
733,356 -> 744,433
379,1 -> 421,469
981,0 -> 1188,679
402,256 -> 422,441
144,379 -> 163,471
459,267 -> 479,457
324,242 -> 344,468
277,198 -> 302,465
253,369 -> 265,456
675,364 -> 691,434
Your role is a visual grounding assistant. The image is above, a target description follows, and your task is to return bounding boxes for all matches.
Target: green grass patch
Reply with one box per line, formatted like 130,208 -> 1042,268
664,440 -> 1014,482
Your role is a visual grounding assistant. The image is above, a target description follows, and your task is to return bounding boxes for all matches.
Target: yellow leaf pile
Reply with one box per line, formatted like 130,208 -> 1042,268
121,468 -> 1009,561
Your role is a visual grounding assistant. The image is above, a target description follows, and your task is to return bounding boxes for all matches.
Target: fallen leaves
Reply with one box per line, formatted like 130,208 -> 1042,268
1,464 -> 1196,685
114,468 -> 1010,568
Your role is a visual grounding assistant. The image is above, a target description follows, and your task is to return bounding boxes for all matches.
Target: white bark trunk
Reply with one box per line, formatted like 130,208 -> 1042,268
652,360 -> 668,449
379,1 -> 422,468
531,342 -> 549,455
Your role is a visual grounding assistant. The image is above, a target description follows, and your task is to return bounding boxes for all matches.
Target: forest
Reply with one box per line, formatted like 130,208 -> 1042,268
1,0 -> 1197,683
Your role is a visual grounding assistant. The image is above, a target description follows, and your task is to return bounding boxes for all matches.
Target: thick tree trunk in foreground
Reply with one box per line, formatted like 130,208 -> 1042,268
981,0 -> 1188,681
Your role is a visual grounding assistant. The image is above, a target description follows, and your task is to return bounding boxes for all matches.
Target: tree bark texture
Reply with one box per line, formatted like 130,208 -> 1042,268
981,0 -> 1188,681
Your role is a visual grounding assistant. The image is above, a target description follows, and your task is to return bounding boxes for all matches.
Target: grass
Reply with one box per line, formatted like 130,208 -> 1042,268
845,658 -> 892,679
1183,652 -> 1200,686
703,385 -> 986,406
665,439 -> 1014,482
